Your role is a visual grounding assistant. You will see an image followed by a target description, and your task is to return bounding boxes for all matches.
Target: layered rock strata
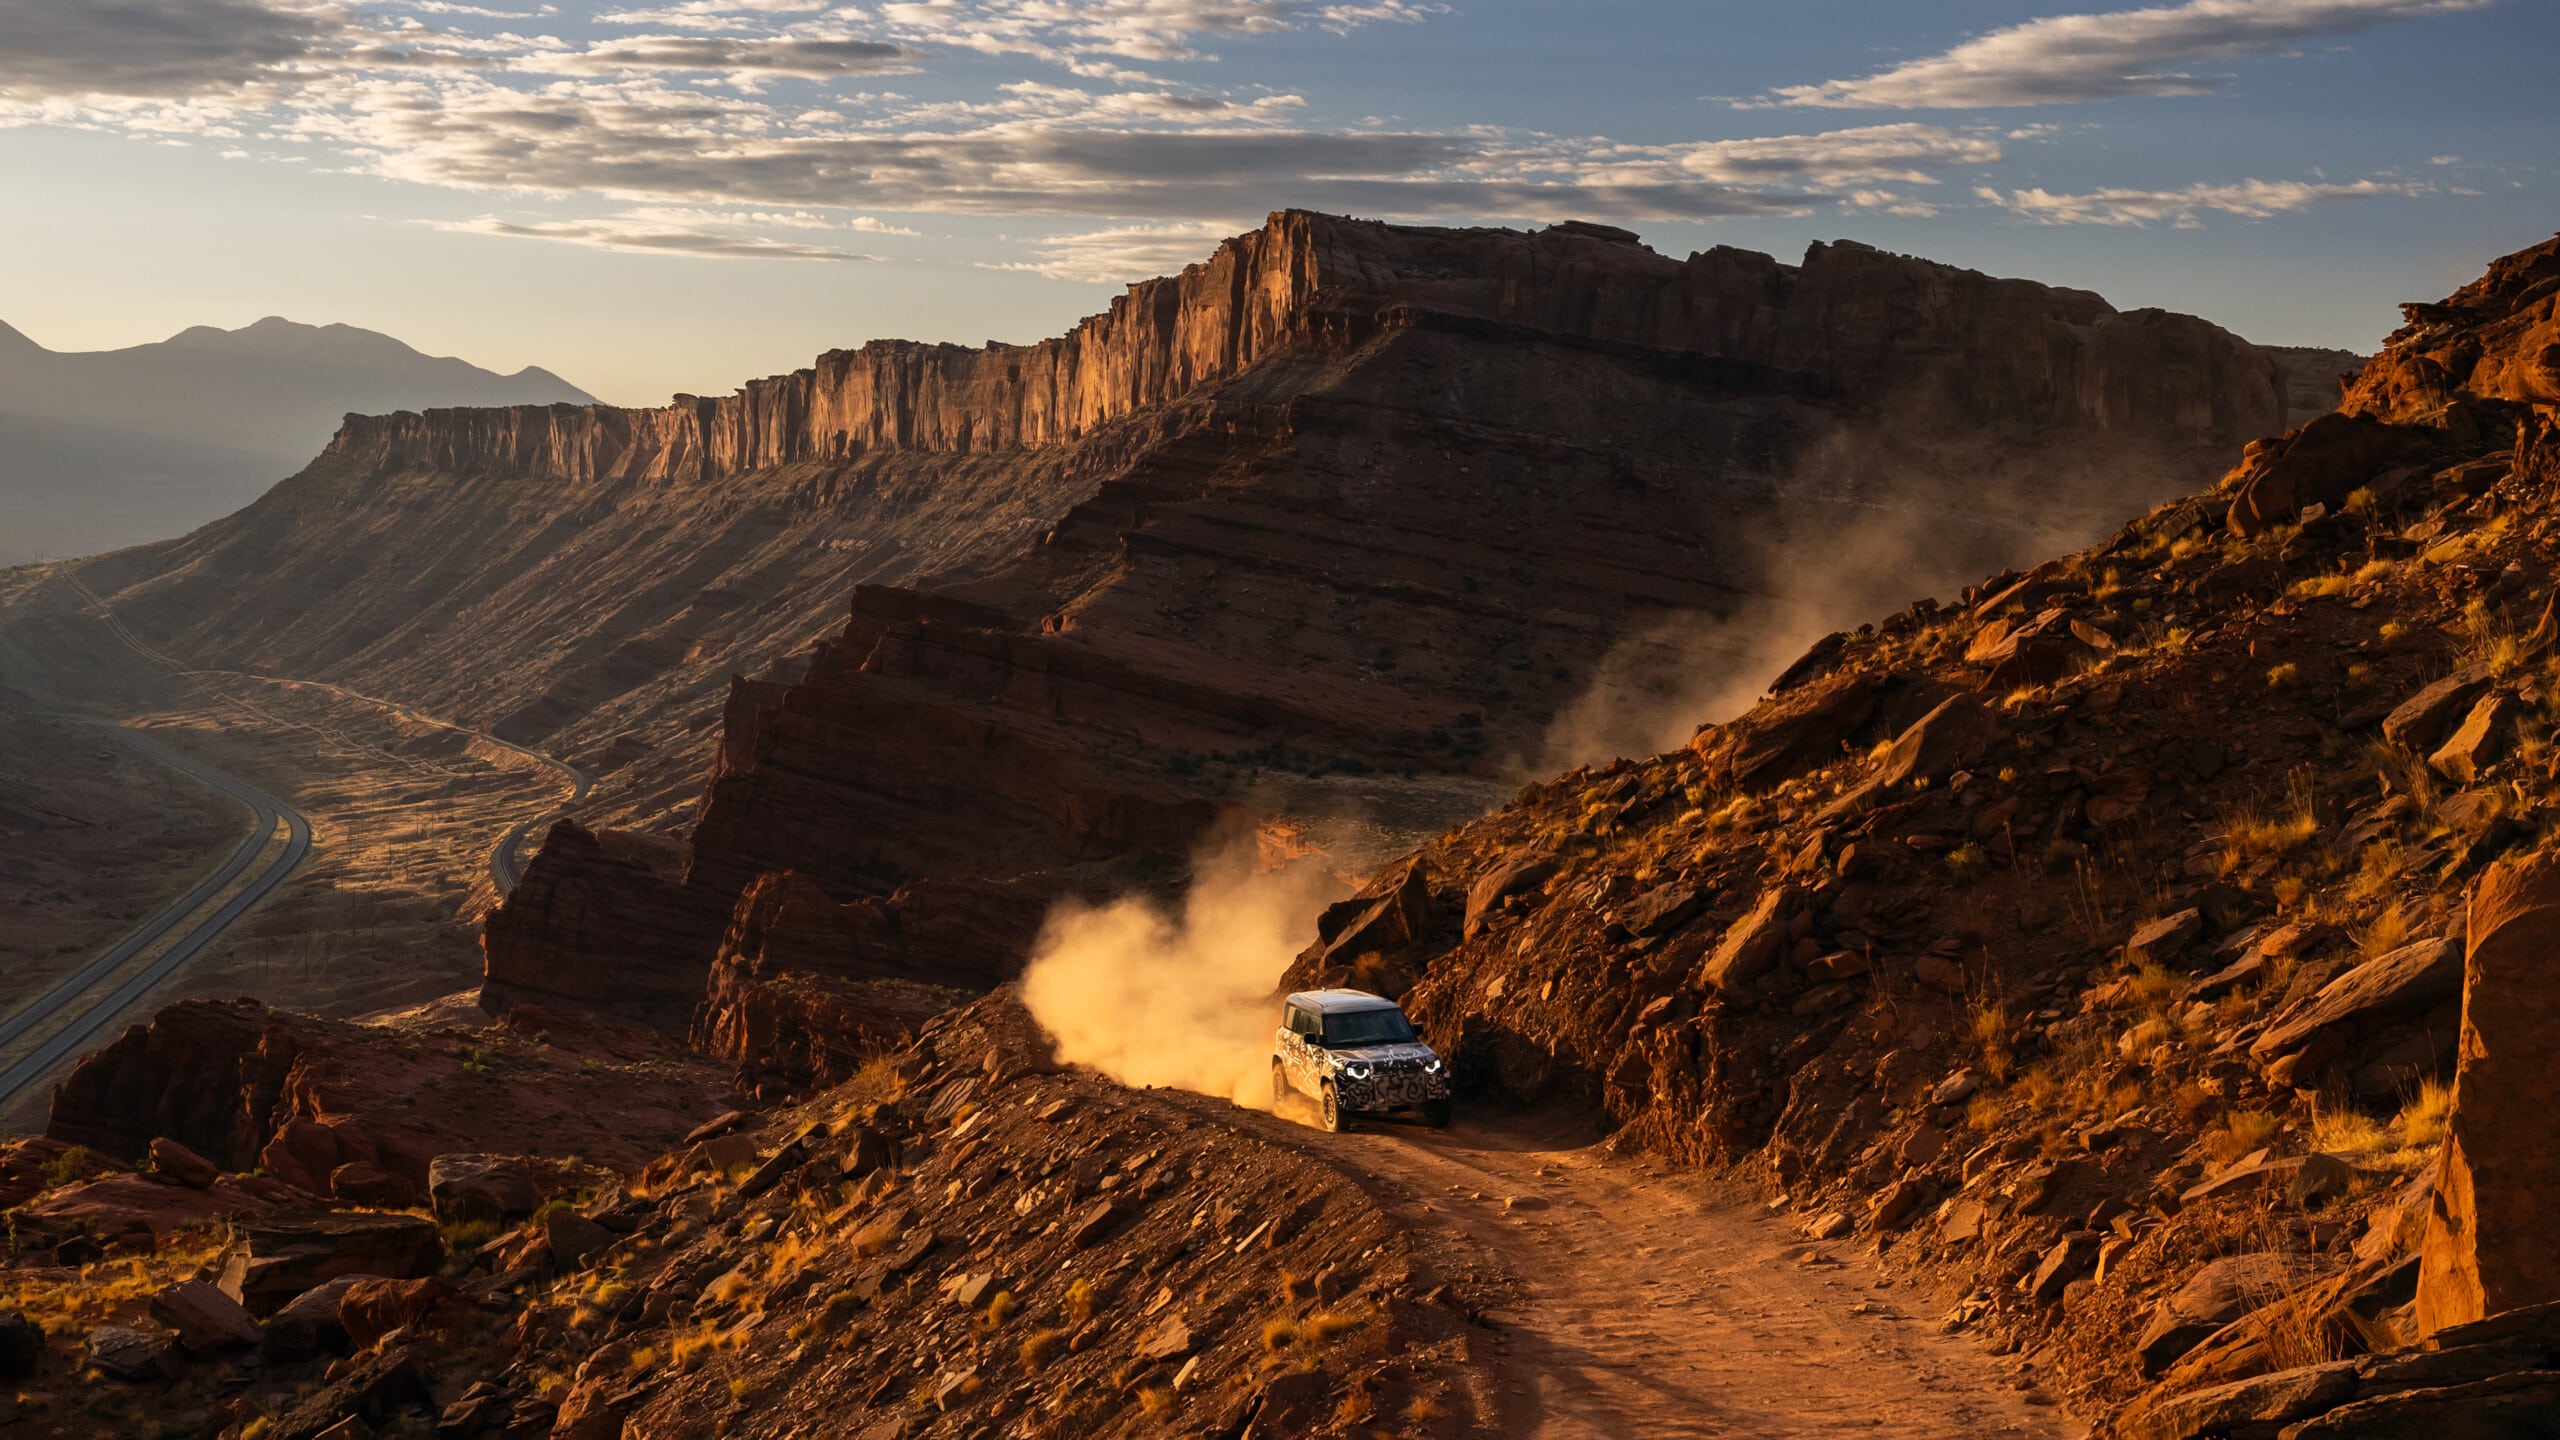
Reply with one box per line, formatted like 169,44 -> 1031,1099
459,213 -> 2297,1064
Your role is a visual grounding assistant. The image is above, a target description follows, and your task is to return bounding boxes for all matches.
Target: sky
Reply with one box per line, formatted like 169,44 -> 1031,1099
0,0 -> 2550,405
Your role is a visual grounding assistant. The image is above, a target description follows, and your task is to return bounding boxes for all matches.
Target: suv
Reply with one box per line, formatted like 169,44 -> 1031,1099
1272,989 -> 1451,1131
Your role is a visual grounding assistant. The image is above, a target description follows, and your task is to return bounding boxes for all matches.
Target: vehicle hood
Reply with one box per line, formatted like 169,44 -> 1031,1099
1329,1041 -> 1438,1066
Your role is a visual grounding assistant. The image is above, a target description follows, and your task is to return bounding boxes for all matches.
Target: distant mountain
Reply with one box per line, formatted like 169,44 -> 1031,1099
0,317 -> 594,563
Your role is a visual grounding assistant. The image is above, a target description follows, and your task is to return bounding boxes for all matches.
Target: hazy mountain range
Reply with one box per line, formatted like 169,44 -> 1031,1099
0,317 -> 593,564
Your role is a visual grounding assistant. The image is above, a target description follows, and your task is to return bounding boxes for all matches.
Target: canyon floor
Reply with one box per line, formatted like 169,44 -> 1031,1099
1247,1101 -> 2075,1439
0,565 -> 583,1117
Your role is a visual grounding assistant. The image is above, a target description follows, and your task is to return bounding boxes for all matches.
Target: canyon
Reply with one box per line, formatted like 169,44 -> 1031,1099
34,215 -> 2560,1440
41,212 -> 2312,1062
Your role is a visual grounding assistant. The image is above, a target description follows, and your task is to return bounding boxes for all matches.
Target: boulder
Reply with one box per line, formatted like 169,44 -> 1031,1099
328,1161 -> 418,1208
1463,853 -> 1559,939
1872,695 -> 2002,792
266,1276 -> 366,1361
2223,410 -> 2433,537
2252,937 -> 2463,1064
1067,1199 -> 1123,1249
1314,857 -> 1435,966
682,1110 -> 748,1145
2419,852 -> 2560,1333
427,1154 -> 538,1225
1699,888 -> 1790,992
543,1209 -> 614,1272
263,1347 -> 426,1440
0,1312 -> 43,1378
2383,666 -> 2493,752
149,1280 -> 261,1353
2286,1371 -> 2560,1439
2136,1253 -> 2326,1376
840,1125 -> 895,1180
338,1278 -> 452,1351
2430,693 -> 2514,783
2029,1232 -> 2101,1304
2128,909 -> 2208,967
227,1213 -> 443,1315
2120,1359 -> 2359,1440
147,1137 -> 221,1190
85,1324 -> 179,1381
1620,883 -> 1704,939
1694,672 -> 1885,793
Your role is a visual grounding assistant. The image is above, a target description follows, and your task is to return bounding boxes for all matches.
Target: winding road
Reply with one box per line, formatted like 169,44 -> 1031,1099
1237,1100 -> 2074,1439
60,570 -> 586,896
0,722 -> 312,1110
489,748 -> 592,894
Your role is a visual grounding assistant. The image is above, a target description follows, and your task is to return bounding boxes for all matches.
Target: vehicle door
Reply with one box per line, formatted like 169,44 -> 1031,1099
1279,1004 -> 1321,1094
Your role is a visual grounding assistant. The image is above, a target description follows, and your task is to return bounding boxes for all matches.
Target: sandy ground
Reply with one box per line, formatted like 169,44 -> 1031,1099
1238,1100 -> 2079,1439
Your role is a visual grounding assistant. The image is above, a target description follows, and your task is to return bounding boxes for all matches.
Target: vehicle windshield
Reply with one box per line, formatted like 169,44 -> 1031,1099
1322,1007 -> 1415,1047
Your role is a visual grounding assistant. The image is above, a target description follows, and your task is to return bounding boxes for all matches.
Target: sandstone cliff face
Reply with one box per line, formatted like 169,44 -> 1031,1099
463,214 -> 2290,1062
328,215 -> 2270,490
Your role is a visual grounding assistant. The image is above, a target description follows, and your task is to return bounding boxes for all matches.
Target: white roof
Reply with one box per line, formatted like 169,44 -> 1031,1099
1287,988 -> 1401,1014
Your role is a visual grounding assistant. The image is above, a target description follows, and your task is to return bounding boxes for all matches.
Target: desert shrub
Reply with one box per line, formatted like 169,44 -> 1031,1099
2207,1110 -> 2282,1165
1020,1327 -> 1067,1373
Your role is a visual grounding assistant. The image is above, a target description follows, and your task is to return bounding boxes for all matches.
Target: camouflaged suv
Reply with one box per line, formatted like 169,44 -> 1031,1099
1272,989 -> 1451,1131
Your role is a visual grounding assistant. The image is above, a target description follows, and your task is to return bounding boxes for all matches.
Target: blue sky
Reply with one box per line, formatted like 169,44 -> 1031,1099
0,0 -> 2549,403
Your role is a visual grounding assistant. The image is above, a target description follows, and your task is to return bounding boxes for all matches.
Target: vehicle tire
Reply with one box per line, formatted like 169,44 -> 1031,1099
1422,1097 -> 1452,1129
1271,1059 -> 1291,1111
1320,1083 -> 1345,1133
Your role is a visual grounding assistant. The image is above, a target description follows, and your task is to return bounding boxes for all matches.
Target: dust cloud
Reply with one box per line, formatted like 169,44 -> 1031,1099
1537,422 -> 2197,770
1020,827 -> 1350,1111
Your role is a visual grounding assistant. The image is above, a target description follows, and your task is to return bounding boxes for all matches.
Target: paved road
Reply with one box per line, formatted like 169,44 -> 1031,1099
489,750 -> 592,895
0,723 -> 312,1110
61,568 -> 584,898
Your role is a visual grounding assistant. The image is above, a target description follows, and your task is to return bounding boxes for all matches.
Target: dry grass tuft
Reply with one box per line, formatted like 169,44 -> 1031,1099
2206,1110 -> 2282,1165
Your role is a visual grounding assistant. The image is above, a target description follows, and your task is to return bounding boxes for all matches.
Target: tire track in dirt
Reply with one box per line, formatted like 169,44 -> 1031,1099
1224,1101 -> 2076,1439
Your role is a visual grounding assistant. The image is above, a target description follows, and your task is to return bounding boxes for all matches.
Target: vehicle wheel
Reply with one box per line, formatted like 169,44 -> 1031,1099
1422,1098 -> 1452,1129
1271,1059 -> 1291,1111
1320,1083 -> 1345,1133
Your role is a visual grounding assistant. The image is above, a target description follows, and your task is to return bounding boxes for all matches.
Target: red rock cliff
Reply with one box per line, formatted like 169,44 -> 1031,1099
473,213 -> 2297,1072
327,211 -> 2282,489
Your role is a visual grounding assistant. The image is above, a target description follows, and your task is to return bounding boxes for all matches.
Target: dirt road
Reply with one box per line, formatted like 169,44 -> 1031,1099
1244,1104 -> 2075,1439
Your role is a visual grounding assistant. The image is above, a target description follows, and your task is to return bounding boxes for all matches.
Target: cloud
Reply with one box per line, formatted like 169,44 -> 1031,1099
0,0 -> 341,99
1765,0 -> 2496,109
1671,122 -> 2005,185
526,33 -> 919,78
874,0 -> 1440,64
595,0 -> 825,27
431,208 -> 890,258
989,220 -> 1248,281
1977,174 -> 2430,225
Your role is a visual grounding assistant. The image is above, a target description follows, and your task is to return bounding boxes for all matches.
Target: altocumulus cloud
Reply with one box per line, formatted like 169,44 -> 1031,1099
1764,0 -> 2498,109
0,0 -> 340,98
1977,175 -> 2432,226
433,208 -> 890,258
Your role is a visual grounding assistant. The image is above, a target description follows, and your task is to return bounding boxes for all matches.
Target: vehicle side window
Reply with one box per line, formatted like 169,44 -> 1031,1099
1284,1005 -> 1310,1037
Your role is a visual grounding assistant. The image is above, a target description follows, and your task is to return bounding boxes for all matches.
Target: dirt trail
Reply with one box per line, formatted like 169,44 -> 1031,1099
1241,1105 -> 2076,1439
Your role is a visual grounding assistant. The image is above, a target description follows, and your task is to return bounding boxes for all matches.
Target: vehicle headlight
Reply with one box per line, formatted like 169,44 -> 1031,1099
1424,1058 -> 1442,1074
1345,1063 -> 1373,1081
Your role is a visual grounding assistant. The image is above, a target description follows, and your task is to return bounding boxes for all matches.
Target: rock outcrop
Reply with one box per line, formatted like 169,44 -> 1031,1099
44,999 -> 723,1187
2416,852 -> 2560,1334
